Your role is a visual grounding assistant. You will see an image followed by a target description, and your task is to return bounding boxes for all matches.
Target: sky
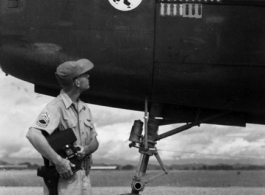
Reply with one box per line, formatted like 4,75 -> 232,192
1,68 -> 265,165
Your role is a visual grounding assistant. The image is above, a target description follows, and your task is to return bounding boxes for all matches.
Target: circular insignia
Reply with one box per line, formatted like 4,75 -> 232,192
108,0 -> 142,11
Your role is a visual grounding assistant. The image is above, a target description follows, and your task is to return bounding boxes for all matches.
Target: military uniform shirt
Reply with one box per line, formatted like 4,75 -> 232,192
30,90 -> 97,195
30,90 -> 97,147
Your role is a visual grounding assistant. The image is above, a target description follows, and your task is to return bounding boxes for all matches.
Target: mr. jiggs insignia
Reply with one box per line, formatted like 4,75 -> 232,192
109,0 -> 142,11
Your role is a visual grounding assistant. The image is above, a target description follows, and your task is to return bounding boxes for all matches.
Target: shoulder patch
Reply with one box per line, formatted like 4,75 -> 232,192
36,112 -> 50,128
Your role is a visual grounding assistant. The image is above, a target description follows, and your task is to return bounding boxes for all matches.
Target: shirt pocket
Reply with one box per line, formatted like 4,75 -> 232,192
62,116 -> 77,130
84,120 -> 94,143
84,120 -> 93,131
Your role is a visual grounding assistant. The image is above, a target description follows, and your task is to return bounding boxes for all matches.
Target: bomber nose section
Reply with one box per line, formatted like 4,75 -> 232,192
0,39 -> 71,88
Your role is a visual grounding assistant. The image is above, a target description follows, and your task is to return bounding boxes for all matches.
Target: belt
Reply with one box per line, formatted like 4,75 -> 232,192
45,156 -> 91,175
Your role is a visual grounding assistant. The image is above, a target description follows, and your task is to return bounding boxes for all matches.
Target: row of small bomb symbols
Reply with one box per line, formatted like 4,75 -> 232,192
160,3 -> 202,18
158,0 -> 221,3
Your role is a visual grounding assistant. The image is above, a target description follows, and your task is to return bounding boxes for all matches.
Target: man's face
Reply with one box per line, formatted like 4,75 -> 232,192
76,73 -> 90,91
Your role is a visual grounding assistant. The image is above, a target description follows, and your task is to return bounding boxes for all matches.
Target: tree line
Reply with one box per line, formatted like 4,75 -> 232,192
116,163 -> 265,171
1,161 -> 265,171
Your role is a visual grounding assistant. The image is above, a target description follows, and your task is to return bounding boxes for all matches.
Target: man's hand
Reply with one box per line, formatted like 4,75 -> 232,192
55,158 -> 75,179
75,145 -> 86,159
76,137 -> 99,158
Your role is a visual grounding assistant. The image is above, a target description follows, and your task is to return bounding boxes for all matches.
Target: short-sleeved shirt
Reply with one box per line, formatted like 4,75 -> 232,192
30,90 -> 97,149
30,90 -> 96,195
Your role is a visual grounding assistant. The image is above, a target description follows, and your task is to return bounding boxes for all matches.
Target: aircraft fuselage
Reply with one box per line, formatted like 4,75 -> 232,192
1,0 -> 265,125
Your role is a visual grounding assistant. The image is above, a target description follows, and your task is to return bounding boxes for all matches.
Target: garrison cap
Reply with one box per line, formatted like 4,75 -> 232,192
55,59 -> 94,89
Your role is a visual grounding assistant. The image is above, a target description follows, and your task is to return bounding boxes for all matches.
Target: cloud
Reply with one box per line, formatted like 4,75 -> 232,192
15,97 -> 31,105
243,125 -> 265,142
9,147 -> 41,158
93,140 -> 139,161
90,105 -> 142,127
0,149 -> 7,158
0,70 -> 54,157
155,123 -> 265,161
94,122 -> 140,161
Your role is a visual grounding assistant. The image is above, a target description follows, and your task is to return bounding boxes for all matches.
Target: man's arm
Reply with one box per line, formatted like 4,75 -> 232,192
26,128 -> 74,178
84,137 -> 99,155
77,136 -> 99,157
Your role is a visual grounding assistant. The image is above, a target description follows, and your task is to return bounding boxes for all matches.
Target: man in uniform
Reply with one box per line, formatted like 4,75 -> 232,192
26,59 -> 99,195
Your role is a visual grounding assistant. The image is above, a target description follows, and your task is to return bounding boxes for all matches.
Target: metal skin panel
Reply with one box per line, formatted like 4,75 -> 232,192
153,4 -> 265,114
0,0 -> 155,110
2,1 -> 265,125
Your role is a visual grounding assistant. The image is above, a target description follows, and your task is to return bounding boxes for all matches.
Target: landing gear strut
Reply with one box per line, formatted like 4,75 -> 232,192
123,101 -> 230,195
127,103 -> 167,194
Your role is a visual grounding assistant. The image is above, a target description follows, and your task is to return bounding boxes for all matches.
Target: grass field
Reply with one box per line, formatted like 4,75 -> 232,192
1,187 -> 265,195
1,170 -> 265,187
